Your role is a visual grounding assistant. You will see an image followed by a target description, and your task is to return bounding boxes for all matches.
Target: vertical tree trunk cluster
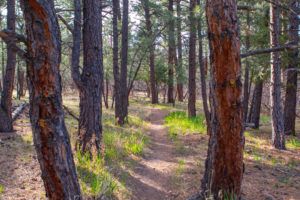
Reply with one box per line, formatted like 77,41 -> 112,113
188,0 -> 197,117
197,0 -> 210,132
71,0 -> 103,156
167,0 -> 176,104
143,0 -> 158,104
112,0 -> 128,125
176,0 -> 184,102
0,0 -> 16,132
283,0 -> 299,136
200,0 -> 244,198
23,0 -> 81,198
270,0 -> 285,149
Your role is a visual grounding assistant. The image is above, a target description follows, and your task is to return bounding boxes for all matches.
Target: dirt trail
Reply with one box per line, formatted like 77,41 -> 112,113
127,108 -> 182,200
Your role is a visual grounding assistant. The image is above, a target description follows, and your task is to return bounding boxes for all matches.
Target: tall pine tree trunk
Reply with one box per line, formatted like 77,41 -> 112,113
167,0 -> 175,104
78,0 -> 103,155
0,0 -> 16,132
248,80 -> 263,129
71,0 -> 103,156
243,10 -> 251,123
176,0 -> 184,102
118,0 -> 129,125
270,0 -> 285,149
23,0 -> 81,198
143,0 -> 158,104
188,0 -> 196,117
197,0 -> 210,132
283,0 -> 299,136
112,0 -> 121,121
198,0 -> 244,198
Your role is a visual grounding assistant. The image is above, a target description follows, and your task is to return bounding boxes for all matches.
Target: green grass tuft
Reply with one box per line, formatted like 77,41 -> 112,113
76,152 -> 117,198
0,184 -> 4,194
286,137 -> 300,150
164,111 -> 206,138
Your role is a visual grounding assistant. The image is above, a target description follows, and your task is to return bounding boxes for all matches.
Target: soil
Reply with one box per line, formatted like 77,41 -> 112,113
0,106 -> 299,200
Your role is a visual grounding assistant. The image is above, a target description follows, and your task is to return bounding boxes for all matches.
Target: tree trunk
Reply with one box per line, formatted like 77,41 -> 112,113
23,0 -> 81,199
283,0 -> 299,136
248,80 -> 263,129
71,0 -> 103,156
199,0 -> 244,198
243,10 -> 251,123
17,66 -> 25,99
188,0 -> 196,117
0,13 -> 5,94
143,0 -> 158,104
112,0 -> 121,122
118,0 -> 129,125
197,0 -> 210,133
103,75 -> 109,109
176,0 -> 184,102
167,0 -> 175,104
0,0 -> 16,132
270,0 -> 285,149
78,0 -> 103,156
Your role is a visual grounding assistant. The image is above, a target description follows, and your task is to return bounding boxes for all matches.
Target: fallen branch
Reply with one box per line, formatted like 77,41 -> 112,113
63,105 -> 79,121
12,103 -> 28,121
57,14 -> 74,34
241,43 -> 300,58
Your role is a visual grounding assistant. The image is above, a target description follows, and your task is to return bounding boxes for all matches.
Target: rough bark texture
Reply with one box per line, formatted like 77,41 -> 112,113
248,80 -> 263,129
118,0 -> 129,125
77,0 -> 103,156
199,0 -> 244,198
176,0 -> 184,102
243,10 -> 251,123
270,0 -> 285,149
143,0 -> 158,104
17,67 -> 25,99
112,0 -> 121,121
0,0 -> 16,132
188,0 -> 197,117
283,0 -> 299,136
167,0 -> 175,104
23,0 -> 81,199
197,0 -> 210,133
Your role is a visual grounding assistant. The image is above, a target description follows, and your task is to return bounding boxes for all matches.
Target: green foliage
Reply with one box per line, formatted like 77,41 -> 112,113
286,137 -> 300,150
260,114 -> 270,124
0,184 -> 4,194
164,111 -> 206,139
76,152 -> 117,198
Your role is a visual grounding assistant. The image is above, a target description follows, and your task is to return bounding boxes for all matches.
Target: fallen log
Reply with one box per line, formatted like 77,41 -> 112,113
12,103 -> 28,121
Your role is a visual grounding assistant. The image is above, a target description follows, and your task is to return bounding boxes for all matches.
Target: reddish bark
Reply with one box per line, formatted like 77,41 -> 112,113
198,0 -> 244,198
23,0 -> 81,198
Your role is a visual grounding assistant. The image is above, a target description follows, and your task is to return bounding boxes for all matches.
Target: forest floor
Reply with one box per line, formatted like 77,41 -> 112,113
0,95 -> 300,200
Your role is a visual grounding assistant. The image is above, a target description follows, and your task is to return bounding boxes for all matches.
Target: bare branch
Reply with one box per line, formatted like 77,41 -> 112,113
241,43 -> 300,58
